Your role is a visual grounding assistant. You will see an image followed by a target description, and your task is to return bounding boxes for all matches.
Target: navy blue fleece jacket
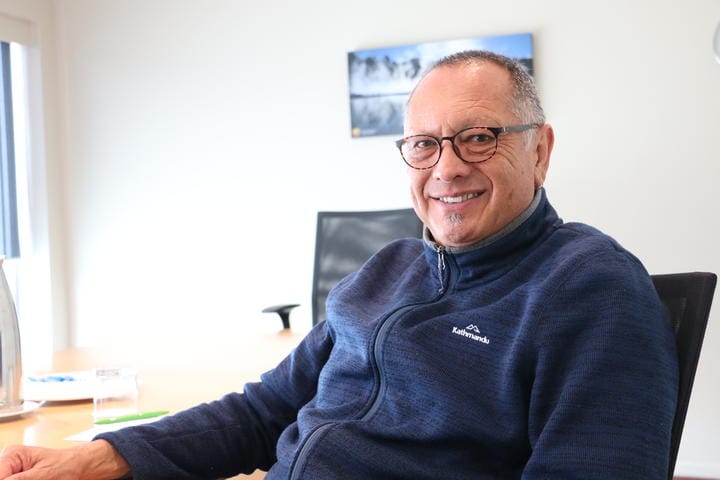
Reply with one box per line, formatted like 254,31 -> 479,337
98,190 -> 678,479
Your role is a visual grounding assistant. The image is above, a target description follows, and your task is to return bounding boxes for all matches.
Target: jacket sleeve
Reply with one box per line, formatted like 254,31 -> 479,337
95,321 -> 334,480
522,252 -> 679,479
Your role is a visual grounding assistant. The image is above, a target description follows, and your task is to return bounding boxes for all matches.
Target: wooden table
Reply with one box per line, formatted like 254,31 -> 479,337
0,328 -> 307,479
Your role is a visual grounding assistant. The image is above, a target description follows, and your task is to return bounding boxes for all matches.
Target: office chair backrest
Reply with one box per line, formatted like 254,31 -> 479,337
311,208 -> 423,326
651,272 -> 717,479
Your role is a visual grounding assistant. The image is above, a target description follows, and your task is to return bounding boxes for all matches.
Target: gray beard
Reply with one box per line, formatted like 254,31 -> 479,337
448,213 -> 464,224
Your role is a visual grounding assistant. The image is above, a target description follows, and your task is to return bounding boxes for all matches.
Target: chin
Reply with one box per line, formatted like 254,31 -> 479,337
435,226 -> 476,248
438,219 -> 494,247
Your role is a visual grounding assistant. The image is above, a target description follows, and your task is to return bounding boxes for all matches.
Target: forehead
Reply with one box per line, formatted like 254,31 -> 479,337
405,63 -> 515,132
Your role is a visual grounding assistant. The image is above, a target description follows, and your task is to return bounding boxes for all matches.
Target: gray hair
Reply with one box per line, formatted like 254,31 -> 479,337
408,50 -> 545,145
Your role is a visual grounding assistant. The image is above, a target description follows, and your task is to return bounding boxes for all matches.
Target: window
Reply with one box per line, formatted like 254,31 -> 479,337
0,41 -> 20,260
0,11 -> 58,372
0,38 -> 51,371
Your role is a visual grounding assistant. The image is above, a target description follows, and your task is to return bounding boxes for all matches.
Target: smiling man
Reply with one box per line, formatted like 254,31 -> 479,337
0,51 -> 679,480
401,54 -> 552,248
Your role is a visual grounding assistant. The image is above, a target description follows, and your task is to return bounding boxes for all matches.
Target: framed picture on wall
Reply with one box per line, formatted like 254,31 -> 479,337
347,32 -> 534,138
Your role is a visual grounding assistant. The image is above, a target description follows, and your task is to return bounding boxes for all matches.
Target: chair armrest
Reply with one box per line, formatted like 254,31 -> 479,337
262,304 -> 300,329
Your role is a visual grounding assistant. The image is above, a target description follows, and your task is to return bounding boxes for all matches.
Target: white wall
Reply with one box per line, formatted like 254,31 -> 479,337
27,0 -> 720,475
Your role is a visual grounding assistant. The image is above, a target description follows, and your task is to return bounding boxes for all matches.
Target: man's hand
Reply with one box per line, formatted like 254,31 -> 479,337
0,440 -> 130,480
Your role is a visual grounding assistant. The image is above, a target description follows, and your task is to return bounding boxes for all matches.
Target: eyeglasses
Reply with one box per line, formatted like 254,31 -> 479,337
395,123 -> 541,170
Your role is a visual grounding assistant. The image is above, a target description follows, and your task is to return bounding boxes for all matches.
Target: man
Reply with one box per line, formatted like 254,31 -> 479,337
0,50 -> 678,479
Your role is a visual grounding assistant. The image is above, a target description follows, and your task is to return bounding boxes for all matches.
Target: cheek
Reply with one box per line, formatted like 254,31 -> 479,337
407,170 -> 428,198
489,154 -> 535,190
409,184 -> 421,208
407,172 -> 431,222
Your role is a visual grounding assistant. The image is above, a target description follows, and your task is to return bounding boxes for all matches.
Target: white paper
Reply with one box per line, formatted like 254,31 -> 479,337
65,416 -> 167,442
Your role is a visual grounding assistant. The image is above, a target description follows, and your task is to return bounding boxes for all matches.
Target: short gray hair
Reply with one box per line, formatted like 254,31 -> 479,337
411,50 -> 545,127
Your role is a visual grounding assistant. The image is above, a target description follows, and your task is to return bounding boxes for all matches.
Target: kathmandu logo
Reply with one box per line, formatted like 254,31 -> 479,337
451,324 -> 490,345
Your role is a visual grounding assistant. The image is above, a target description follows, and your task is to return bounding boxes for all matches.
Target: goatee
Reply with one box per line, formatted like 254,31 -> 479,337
448,213 -> 464,224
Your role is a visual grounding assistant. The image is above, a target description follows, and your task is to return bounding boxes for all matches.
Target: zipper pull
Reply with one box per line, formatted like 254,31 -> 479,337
436,246 -> 446,293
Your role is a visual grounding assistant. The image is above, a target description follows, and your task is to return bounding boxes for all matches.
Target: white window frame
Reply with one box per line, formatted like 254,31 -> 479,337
0,11 -> 62,372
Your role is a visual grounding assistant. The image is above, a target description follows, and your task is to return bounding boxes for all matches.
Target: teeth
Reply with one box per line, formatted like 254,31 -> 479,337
438,193 -> 480,204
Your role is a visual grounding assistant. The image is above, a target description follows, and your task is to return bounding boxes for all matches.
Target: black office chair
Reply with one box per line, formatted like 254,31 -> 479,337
263,208 -> 423,329
651,272 -> 717,479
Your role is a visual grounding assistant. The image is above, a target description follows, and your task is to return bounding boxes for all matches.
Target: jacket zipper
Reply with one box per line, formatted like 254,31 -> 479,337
288,303 -> 416,479
436,246 -> 447,293
362,245 -> 451,422
289,247 -> 452,478
289,422 -> 333,480
360,302 -> 421,422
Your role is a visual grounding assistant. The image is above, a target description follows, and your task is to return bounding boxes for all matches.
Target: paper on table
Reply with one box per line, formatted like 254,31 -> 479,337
65,415 -> 168,442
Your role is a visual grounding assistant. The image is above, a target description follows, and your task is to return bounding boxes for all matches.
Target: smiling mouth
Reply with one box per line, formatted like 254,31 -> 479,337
436,192 -> 482,204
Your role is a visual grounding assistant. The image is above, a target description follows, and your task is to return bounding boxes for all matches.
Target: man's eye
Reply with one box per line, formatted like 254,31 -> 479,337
466,134 -> 493,144
410,139 -> 436,150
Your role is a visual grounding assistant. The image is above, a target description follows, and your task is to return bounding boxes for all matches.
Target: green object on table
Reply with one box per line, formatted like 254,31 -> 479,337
94,409 -> 170,425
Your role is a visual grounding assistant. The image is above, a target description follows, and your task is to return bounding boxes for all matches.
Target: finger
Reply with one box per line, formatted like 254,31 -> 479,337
0,468 -> 29,480
0,464 -> 13,478
0,446 -> 40,479
0,453 -> 22,479
3,473 -> 31,480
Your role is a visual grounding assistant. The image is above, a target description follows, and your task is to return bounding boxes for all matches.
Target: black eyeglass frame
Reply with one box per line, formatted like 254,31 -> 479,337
395,123 -> 541,170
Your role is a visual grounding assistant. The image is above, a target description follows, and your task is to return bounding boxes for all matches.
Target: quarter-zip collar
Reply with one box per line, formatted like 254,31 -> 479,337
422,188 -> 562,286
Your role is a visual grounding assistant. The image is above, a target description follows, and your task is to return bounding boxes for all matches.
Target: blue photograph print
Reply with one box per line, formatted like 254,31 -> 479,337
348,33 -> 533,138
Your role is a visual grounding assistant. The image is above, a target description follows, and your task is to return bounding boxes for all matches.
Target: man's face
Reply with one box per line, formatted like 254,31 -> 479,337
405,62 -> 553,247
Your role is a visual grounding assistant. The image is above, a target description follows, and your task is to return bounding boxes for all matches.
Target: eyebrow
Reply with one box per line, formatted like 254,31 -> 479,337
404,120 -> 501,137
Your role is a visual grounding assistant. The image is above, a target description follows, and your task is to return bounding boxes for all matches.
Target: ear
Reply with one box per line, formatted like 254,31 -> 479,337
533,124 -> 554,189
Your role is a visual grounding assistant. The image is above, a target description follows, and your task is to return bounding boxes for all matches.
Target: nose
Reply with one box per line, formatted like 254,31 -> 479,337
433,139 -> 471,182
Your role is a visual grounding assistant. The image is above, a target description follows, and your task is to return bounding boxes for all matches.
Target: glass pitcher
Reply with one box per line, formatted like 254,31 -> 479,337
0,258 -> 22,412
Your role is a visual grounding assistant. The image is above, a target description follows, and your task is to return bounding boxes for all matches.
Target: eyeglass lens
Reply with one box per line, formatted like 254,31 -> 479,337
400,127 -> 497,168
